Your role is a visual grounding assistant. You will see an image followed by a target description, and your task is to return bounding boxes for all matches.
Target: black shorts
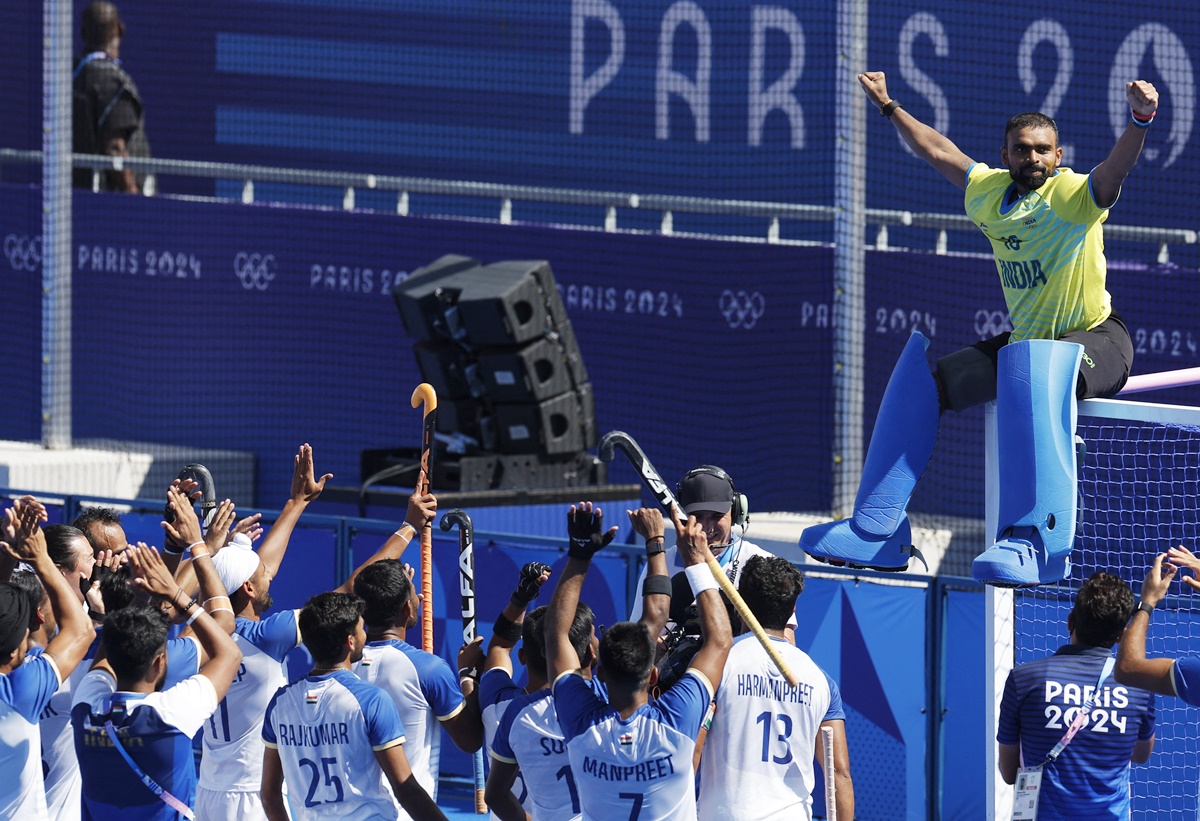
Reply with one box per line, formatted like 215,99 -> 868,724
935,311 -> 1133,412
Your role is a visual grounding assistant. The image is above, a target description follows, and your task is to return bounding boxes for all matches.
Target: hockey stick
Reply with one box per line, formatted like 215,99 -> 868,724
411,383 -> 438,655
440,509 -> 488,815
598,430 -> 800,687
821,724 -> 837,820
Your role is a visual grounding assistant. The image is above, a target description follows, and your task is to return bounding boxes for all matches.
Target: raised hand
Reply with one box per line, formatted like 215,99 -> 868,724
858,71 -> 891,108
627,507 -> 666,542
510,561 -> 552,608
162,485 -> 204,548
204,498 -> 237,553
566,502 -> 618,561
291,443 -> 333,503
1127,80 -> 1159,117
232,512 -> 264,544
2,496 -> 47,547
668,505 -> 712,568
4,502 -> 49,564
405,470 -> 437,530
1166,545 -> 1200,591
1140,553 -> 1178,608
127,543 -> 182,601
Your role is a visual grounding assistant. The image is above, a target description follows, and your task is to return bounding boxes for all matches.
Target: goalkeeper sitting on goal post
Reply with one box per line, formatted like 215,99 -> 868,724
802,71 -> 1159,588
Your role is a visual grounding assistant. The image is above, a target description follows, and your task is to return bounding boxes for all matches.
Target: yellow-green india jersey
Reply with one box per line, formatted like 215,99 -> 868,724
964,164 -> 1113,342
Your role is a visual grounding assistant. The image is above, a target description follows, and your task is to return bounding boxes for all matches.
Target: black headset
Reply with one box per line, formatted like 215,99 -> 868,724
677,465 -> 749,529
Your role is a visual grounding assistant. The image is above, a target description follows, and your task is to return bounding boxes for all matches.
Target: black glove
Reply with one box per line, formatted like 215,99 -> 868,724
511,561 -> 552,608
567,506 -> 615,561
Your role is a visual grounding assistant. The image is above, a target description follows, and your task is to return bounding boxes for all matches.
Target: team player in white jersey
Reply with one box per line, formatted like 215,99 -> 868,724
546,501 -> 733,821
475,561 -> 555,820
485,601 -> 598,821
0,499 -> 96,819
352,557 -> 482,813
261,591 -> 447,821
697,555 -> 854,820
197,443 -> 334,820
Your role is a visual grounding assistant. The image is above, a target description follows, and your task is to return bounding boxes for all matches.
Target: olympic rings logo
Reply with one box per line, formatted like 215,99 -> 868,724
234,252 -> 276,291
974,309 -> 1013,338
4,234 -> 42,272
720,289 -> 765,330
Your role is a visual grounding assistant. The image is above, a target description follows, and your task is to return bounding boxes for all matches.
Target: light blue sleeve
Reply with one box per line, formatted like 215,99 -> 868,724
262,687 -> 283,745
653,671 -> 710,736
552,672 -> 609,742
491,697 -> 521,762
237,610 -> 301,662
165,635 -> 200,688
822,671 -> 845,721
0,654 -> 60,723
479,667 -> 520,710
412,650 -> 465,720
1171,657 -> 1200,707
354,683 -> 407,749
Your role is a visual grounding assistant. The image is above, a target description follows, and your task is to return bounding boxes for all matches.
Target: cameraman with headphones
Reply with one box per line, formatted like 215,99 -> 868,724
628,466 -> 797,647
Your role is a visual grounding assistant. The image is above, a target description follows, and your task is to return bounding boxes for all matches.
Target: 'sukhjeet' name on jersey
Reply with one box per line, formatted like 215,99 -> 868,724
275,722 -> 351,747
737,672 -> 814,705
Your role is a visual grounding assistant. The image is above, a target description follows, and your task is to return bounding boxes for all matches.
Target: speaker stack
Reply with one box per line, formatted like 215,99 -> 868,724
388,255 -> 601,491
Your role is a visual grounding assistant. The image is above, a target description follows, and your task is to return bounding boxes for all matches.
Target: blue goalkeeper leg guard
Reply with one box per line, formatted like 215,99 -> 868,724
800,331 -> 939,570
972,339 -> 1083,587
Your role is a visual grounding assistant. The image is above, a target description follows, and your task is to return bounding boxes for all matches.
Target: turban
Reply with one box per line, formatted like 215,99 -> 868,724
0,582 -> 31,658
210,533 -> 262,595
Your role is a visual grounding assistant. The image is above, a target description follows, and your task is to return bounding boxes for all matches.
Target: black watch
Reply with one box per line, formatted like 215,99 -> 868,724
1136,600 -> 1155,618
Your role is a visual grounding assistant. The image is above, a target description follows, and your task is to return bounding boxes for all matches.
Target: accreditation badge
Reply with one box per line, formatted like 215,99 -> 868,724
1011,765 -> 1042,820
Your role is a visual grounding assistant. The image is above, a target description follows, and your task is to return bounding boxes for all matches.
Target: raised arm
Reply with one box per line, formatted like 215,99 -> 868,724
5,503 -> 93,679
128,544 -> 243,701
164,486 -> 237,637
629,507 -> 671,640
859,71 -> 974,190
1115,553 -> 1177,695
1091,81 -> 1159,208
257,443 -> 333,579
481,562 -> 552,677
668,507 -> 733,688
0,496 -> 46,582
334,470 -> 435,595
546,503 -> 616,684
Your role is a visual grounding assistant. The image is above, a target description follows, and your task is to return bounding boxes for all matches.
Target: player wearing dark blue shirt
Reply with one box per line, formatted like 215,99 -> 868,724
999,572 -> 1155,820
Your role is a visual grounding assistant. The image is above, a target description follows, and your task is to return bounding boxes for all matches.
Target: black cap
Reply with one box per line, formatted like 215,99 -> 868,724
677,470 -> 733,516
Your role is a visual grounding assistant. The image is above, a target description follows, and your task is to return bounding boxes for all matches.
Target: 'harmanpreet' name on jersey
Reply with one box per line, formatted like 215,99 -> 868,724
553,669 -> 712,821
965,164 -> 1114,344
698,634 -> 843,821
262,669 -> 406,820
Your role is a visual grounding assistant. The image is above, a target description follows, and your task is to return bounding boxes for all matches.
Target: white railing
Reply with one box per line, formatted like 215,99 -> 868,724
3,148 -> 1196,259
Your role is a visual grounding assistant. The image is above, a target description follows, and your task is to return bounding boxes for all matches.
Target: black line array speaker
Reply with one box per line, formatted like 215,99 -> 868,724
392,255 -> 597,477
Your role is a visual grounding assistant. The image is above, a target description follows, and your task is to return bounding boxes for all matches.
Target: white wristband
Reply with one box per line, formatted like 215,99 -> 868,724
685,563 -> 718,597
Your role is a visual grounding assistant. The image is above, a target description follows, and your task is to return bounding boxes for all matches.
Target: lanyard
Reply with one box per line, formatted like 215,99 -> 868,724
74,51 -> 117,80
103,718 -> 196,819
1044,656 -> 1116,764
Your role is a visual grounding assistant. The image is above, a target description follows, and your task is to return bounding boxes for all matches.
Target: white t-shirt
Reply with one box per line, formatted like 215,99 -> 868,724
353,638 -> 465,813
698,634 -> 844,821
200,610 -> 301,793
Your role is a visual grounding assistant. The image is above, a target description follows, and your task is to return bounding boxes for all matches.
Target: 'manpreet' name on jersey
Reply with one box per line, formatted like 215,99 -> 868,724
581,753 -> 676,782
